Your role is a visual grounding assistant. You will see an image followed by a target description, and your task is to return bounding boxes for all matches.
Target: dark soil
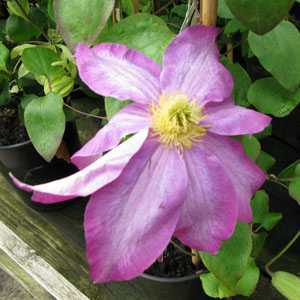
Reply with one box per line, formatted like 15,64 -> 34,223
0,105 -> 28,146
145,239 -> 200,278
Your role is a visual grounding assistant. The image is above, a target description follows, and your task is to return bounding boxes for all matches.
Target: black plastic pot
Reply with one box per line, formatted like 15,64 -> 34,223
0,140 -> 45,179
0,122 -> 80,211
0,122 -> 79,179
20,160 -> 78,211
137,272 -> 209,300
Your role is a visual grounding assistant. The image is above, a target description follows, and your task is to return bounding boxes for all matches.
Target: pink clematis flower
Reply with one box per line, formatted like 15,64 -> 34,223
11,25 -> 271,283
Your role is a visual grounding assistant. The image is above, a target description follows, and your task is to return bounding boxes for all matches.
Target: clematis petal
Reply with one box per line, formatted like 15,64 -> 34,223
203,101 -> 271,135
71,103 -> 150,169
160,25 -> 233,105
76,43 -> 161,104
10,129 -> 149,204
85,140 -> 188,283
175,142 -> 238,254
202,133 -> 266,222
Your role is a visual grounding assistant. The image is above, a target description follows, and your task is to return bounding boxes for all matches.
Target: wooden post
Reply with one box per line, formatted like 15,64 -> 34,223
200,0 -> 218,26
132,0 -> 140,13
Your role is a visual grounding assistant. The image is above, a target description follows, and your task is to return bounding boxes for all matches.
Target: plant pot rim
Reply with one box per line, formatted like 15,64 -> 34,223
0,139 -> 31,150
141,270 -> 203,283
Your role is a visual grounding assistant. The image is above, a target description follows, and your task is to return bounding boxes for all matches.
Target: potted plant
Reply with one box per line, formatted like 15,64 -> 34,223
0,0 -> 97,179
4,0 -> 300,299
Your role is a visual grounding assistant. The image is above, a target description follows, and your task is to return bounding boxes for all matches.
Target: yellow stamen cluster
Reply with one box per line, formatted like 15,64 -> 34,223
151,94 -> 208,150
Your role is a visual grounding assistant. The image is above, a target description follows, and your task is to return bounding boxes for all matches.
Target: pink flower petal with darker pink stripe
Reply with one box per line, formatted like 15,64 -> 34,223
85,138 -> 187,282
175,141 -> 238,254
11,129 -> 149,204
160,25 -> 233,105
76,43 -> 161,104
71,103 -> 150,169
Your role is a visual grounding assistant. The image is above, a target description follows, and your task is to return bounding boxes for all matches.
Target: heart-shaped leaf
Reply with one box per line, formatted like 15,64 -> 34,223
54,0 -> 115,49
0,42 -> 9,72
225,0 -> 294,34
248,78 -> 300,117
249,21 -> 300,91
6,15 -> 41,42
22,47 -> 61,78
24,93 -> 66,161
200,223 -> 252,289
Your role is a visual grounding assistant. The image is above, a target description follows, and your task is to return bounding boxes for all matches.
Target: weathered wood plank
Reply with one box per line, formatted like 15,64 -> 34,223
0,222 -> 89,300
0,163 -> 149,300
0,248 -> 54,300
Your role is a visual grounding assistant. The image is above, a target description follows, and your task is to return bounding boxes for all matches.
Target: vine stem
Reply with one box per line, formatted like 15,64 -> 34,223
200,0 -> 218,26
267,174 -> 289,190
265,229 -> 300,276
63,103 -> 107,120
154,0 -> 175,15
170,240 -> 196,257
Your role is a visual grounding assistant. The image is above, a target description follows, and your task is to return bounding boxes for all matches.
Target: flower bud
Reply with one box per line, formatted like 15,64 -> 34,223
272,271 -> 300,300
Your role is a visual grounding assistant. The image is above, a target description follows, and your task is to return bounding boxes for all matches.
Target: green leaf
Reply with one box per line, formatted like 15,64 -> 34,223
0,73 -> 11,106
11,44 -> 37,59
22,47 -> 61,78
224,18 -> 247,35
7,0 -> 30,20
21,47 -> 73,96
235,259 -> 260,296
0,20 -> 6,41
256,151 -> 276,172
288,179 -> 300,204
242,135 -> 261,161
252,232 -> 268,258
6,15 -> 41,42
218,0 -> 234,19
255,124 -> 272,139
29,7 -> 48,30
248,78 -> 300,117
121,0 -> 135,16
171,4 -> 188,18
200,273 -> 234,298
24,93 -> 66,161
223,59 -> 251,107
105,97 -> 131,120
225,0 -> 294,34
200,259 -> 260,298
272,271 -> 300,300
43,74 -> 74,98
294,164 -> 300,176
97,13 -> 174,64
0,42 -> 9,72
279,160 -> 300,179
261,212 -> 282,230
20,94 -> 37,110
200,223 -> 252,289
54,0 -> 115,49
71,98 -> 102,145
251,190 -> 269,224
249,21 -> 300,91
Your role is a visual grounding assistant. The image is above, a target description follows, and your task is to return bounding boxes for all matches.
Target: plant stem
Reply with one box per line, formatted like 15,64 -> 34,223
278,177 -> 300,182
63,103 -> 107,120
265,229 -> 300,276
170,240 -> 196,257
268,174 -> 289,190
154,0 -> 174,15
200,0 -> 218,26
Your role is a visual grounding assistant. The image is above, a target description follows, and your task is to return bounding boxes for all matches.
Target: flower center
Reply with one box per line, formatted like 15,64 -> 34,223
151,94 -> 208,149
